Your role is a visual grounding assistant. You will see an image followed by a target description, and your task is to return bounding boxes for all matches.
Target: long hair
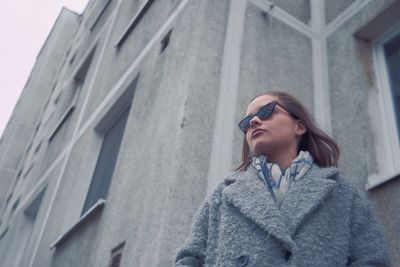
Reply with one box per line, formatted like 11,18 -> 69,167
234,90 -> 340,171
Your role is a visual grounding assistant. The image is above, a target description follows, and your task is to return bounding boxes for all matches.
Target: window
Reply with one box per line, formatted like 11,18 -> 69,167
115,0 -> 156,48
81,75 -> 138,215
24,186 -> 46,218
81,105 -> 130,215
160,29 -> 173,53
50,75 -> 138,249
366,23 -> 400,189
11,197 -> 20,214
48,48 -> 96,142
87,0 -> 112,31
354,0 -> 400,189
108,241 -> 125,267
382,32 -> 400,137
369,24 -> 400,188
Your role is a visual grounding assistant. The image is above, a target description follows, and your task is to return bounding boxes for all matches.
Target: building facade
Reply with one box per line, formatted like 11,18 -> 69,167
0,0 -> 399,266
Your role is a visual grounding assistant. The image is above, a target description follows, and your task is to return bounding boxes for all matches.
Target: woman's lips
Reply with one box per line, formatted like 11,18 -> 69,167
251,129 -> 265,139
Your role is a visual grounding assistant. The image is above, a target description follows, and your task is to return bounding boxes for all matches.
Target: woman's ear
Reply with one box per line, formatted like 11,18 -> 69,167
295,120 -> 307,136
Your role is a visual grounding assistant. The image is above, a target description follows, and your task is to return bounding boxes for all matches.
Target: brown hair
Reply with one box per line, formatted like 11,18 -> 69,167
234,90 -> 340,171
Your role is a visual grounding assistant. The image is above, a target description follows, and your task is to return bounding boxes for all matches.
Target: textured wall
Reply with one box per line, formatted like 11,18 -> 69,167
0,0 -> 398,266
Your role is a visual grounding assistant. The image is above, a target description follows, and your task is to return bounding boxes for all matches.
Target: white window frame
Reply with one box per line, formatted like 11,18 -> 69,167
367,21 -> 400,189
49,74 -> 139,248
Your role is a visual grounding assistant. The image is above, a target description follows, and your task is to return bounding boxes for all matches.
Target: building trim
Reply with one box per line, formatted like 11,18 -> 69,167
366,172 -> 400,190
89,0 -> 112,31
49,199 -> 105,249
206,0 -> 246,194
47,105 -> 75,142
75,0 -> 189,140
355,0 -> 400,41
310,0 -> 332,134
26,2 -> 122,266
27,1 -> 189,265
248,0 -> 314,38
115,0 -> 156,48
0,226 -> 9,241
325,0 -> 372,37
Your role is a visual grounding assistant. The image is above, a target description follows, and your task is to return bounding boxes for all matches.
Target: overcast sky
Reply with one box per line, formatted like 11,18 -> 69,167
0,1 -> 90,138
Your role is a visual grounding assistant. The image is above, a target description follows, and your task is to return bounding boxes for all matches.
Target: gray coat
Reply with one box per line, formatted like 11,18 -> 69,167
174,164 -> 392,266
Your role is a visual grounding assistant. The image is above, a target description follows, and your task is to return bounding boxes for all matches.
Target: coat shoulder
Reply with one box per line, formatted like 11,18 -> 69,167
333,173 -> 378,217
204,170 -> 244,205
334,174 -> 365,198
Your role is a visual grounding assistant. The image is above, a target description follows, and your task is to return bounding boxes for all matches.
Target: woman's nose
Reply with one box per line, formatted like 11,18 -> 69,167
249,115 -> 262,128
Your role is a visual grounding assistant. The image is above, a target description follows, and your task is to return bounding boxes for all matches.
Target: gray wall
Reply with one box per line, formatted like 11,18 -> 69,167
0,0 -> 398,266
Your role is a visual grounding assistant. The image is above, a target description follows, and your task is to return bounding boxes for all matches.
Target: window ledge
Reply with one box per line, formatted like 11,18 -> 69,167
0,226 -> 9,241
114,0 -> 155,48
50,199 -> 106,249
366,172 -> 400,190
48,104 -> 75,142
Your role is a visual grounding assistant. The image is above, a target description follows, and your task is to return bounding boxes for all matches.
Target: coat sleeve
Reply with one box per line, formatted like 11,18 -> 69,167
174,198 -> 210,267
346,187 -> 392,267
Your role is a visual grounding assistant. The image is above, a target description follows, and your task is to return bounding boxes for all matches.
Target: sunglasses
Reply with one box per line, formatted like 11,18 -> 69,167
238,100 -> 295,132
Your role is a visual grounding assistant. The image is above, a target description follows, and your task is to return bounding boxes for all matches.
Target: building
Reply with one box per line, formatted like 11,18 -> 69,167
0,0 -> 399,266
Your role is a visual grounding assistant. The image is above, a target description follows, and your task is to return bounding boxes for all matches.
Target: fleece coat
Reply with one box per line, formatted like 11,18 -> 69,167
174,164 -> 392,267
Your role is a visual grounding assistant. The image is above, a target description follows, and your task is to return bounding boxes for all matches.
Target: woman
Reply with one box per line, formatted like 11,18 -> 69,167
174,91 -> 391,266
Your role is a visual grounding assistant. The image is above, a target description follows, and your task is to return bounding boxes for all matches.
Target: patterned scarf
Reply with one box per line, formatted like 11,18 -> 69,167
251,150 -> 314,207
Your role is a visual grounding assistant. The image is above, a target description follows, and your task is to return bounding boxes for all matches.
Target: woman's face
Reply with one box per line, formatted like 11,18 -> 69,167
245,95 -> 305,157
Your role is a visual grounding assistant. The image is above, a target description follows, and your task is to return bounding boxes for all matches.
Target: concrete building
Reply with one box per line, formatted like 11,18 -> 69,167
0,0 -> 399,266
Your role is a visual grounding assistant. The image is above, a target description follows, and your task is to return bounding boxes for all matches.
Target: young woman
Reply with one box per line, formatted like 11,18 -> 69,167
174,91 -> 391,266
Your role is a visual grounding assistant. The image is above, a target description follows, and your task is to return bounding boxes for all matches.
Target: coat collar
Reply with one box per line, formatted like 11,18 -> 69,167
222,164 -> 339,252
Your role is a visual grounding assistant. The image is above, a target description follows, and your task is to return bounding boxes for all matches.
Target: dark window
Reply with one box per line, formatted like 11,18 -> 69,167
116,0 -> 156,48
160,29 -> 173,53
81,106 -> 130,215
108,241 -> 125,267
49,48 -> 95,142
24,187 -> 46,218
88,0 -> 112,31
384,32 -> 400,139
12,197 -> 20,213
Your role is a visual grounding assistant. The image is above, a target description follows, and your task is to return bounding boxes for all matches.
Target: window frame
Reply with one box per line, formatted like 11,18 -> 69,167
114,0 -> 156,48
47,47 -> 96,143
367,21 -> 400,189
80,103 -> 131,216
49,74 -> 139,249
47,90 -> 78,142
88,0 -> 112,31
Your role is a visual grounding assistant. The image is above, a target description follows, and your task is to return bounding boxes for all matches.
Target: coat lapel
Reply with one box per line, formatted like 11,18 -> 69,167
223,166 -> 296,251
279,165 -> 339,236
222,163 -> 339,252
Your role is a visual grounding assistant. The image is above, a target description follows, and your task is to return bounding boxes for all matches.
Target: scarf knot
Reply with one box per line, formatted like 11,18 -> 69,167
251,150 -> 314,207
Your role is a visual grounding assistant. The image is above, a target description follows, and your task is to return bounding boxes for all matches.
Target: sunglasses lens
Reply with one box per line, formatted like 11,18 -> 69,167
258,103 -> 275,119
238,102 -> 277,132
238,116 -> 251,132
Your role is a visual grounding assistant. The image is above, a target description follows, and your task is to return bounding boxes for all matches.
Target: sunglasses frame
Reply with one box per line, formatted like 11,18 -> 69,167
238,100 -> 295,132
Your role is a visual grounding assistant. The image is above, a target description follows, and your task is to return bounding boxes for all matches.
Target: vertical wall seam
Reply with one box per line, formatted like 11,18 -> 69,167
311,0 -> 332,134
206,0 -> 246,194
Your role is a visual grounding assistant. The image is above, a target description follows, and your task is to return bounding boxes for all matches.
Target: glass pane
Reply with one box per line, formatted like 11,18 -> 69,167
384,32 -> 400,140
81,106 -> 131,215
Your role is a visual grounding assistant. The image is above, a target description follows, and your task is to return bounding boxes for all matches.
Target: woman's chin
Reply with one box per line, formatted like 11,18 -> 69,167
252,140 -> 282,156
251,145 -> 271,157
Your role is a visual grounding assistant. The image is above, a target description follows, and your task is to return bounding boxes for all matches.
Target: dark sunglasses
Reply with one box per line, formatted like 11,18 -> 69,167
238,100 -> 295,132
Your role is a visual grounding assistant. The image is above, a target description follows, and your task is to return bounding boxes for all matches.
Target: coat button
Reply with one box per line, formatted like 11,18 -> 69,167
284,250 -> 292,261
236,254 -> 249,266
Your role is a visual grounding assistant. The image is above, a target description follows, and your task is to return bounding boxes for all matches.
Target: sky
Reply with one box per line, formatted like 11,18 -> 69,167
0,1 -> 90,138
